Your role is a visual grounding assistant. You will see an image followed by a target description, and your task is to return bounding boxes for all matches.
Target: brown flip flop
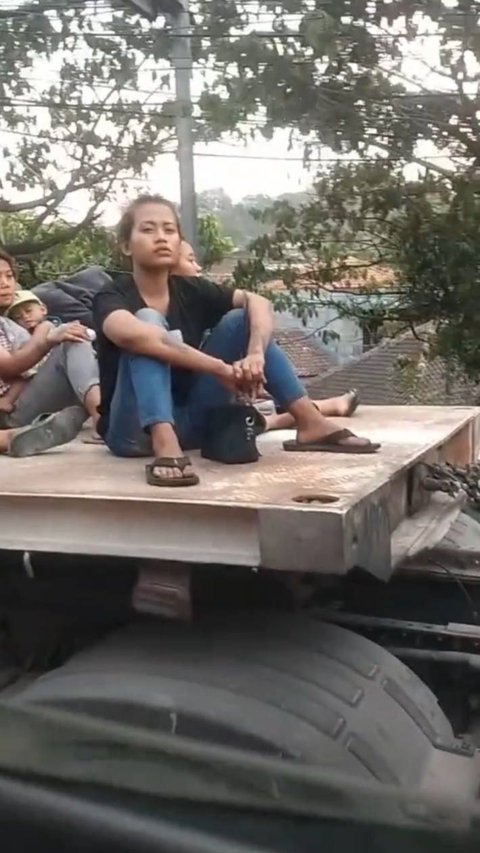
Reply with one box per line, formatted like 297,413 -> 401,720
283,428 -> 380,454
145,456 -> 200,487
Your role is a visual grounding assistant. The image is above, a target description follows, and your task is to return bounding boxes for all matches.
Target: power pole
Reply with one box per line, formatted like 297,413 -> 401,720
122,0 -> 198,252
167,2 -> 198,252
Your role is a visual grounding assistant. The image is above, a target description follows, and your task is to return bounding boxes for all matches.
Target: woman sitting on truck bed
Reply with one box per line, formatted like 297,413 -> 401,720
0,250 -> 100,458
92,194 -> 379,487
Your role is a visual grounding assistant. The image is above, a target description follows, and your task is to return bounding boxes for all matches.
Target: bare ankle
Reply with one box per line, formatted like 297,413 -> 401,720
288,396 -> 324,429
84,386 -> 101,422
150,422 -> 182,458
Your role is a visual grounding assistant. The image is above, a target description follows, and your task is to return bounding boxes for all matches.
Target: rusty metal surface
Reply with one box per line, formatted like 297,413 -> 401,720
0,406 -> 478,574
0,406 -> 476,508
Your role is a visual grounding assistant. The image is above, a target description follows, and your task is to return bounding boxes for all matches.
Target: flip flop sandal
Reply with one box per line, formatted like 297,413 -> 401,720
30,412 -> 53,425
283,428 -> 380,454
9,406 -> 87,458
145,456 -> 200,487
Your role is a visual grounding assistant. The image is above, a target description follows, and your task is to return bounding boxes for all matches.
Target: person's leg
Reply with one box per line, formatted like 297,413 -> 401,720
186,309 -> 374,450
58,340 -> 101,428
105,308 -> 195,482
183,308 -> 300,444
7,345 -> 84,428
264,390 -> 359,432
8,341 -> 100,438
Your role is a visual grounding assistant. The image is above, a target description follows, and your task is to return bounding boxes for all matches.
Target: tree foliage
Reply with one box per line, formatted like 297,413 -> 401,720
0,214 -> 115,286
2,0 -> 480,379
193,0 -> 480,377
1,209 -> 233,286
0,1 -> 184,257
395,181 -> 480,378
197,211 -> 234,268
198,0 -> 480,180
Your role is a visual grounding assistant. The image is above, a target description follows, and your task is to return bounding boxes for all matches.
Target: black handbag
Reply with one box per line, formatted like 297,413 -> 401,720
200,403 -> 265,464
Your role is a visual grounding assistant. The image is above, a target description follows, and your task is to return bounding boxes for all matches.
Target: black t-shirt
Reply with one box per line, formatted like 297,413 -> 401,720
92,272 -> 235,435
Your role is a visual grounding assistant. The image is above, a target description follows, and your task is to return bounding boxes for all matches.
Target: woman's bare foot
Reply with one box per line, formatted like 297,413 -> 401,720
324,389 -> 358,418
150,422 -> 197,482
263,389 -> 359,432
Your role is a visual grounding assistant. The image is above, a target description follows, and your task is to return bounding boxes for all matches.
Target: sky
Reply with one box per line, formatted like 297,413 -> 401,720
0,0 -> 317,219
135,137 -> 312,204
101,132 -> 313,224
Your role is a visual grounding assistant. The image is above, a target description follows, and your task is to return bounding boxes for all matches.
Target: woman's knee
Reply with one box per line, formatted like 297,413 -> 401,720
214,308 -> 248,333
136,307 -> 168,328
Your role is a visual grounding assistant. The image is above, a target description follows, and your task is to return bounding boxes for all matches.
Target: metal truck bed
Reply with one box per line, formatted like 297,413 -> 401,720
0,406 -> 478,578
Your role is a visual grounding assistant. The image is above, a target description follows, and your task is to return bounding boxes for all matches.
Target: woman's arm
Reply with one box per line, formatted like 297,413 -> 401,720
230,290 -> 274,397
232,290 -> 274,355
102,310 -> 234,386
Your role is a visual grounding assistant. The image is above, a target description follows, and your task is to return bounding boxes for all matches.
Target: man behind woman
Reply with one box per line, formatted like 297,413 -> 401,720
174,238 -> 359,432
92,194 -> 378,487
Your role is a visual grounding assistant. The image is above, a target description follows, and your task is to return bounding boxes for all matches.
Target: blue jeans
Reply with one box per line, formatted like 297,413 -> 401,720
105,308 -> 305,456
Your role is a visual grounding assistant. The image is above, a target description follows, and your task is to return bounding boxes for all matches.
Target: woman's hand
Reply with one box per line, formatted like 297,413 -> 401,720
215,362 -> 238,395
232,353 -> 265,400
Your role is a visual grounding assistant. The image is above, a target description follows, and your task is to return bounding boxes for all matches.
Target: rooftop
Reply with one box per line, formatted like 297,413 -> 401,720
307,330 -> 480,407
274,330 -> 335,380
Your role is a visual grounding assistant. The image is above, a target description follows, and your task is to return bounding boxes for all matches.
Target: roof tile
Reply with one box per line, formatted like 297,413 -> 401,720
306,332 -> 480,406
276,330 -> 336,379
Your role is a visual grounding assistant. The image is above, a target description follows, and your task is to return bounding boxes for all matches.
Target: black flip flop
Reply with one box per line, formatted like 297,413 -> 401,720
145,456 -> 199,487
283,428 -> 380,454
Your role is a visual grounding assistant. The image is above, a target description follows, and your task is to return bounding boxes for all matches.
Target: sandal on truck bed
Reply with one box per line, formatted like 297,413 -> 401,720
146,456 -> 199,487
283,428 -> 380,454
8,406 -> 86,458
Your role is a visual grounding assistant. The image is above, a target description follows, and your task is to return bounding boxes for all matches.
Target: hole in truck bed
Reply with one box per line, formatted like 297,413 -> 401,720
293,493 -> 339,505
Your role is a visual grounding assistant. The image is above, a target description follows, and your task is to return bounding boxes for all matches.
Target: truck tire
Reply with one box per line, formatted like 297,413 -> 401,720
15,614 -> 462,785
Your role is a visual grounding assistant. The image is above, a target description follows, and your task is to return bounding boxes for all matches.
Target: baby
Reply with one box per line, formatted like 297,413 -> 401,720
7,289 -> 50,333
0,291 -> 49,413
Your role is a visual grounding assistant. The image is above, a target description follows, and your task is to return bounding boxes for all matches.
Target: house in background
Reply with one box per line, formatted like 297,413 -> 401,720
274,330 -> 336,384
265,259 -> 398,364
271,290 -> 393,365
209,257 -> 477,406
307,328 -> 479,407
210,255 -> 398,365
